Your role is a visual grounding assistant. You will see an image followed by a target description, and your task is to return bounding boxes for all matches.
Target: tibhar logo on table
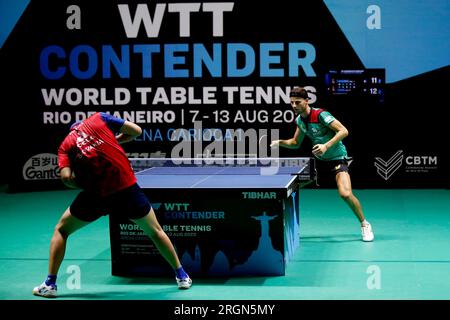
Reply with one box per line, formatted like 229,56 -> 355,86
242,192 -> 277,199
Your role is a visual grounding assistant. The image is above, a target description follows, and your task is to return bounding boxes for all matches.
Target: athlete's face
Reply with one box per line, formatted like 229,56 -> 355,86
290,98 -> 308,114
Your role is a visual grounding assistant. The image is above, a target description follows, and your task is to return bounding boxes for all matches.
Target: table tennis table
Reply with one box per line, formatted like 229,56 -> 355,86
109,157 -> 315,277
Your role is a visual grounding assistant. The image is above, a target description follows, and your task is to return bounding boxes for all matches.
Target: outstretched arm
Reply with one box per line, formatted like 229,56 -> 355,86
270,127 -> 305,149
116,121 -> 142,144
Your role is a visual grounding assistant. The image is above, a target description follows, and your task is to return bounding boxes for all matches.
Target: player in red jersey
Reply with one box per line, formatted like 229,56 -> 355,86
33,112 -> 191,298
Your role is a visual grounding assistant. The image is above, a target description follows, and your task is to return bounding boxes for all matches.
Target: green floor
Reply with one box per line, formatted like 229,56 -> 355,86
0,188 -> 449,300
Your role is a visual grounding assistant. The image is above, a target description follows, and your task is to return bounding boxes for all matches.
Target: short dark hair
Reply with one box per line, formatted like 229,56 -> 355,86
289,87 -> 309,99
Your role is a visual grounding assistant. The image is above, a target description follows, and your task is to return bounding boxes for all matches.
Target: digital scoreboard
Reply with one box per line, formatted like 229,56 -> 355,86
325,69 -> 385,102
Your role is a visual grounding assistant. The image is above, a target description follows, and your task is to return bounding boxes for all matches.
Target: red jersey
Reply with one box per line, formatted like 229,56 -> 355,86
58,112 -> 136,196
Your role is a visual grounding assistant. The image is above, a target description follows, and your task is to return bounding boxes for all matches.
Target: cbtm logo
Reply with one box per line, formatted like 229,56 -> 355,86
374,150 -> 438,180
405,156 -> 437,166
22,153 -> 60,180
374,150 -> 404,180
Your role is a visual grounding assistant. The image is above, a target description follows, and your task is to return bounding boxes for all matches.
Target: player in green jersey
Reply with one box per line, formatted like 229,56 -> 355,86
271,87 -> 374,242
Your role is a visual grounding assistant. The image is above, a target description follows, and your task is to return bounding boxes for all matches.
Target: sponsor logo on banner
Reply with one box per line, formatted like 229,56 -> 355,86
374,150 -> 404,180
23,153 -> 60,180
404,155 -> 438,173
374,150 -> 438,180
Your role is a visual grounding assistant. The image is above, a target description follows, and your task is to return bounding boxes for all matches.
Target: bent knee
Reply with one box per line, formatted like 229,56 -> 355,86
54,224 -> 70,239
145,228 -> 166,242
338,190 -> 353,200
54,220 -> 76,239
131,219 -> 163,239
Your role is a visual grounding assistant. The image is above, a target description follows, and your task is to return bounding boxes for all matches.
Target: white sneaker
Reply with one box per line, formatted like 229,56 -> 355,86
176,277 -> 192,289
361,222 -> 374,242
33,282 -> 57,298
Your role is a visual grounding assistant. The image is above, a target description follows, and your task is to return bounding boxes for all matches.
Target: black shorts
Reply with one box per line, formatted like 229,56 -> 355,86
70,183 -> 151,222
315,158 -> 351,186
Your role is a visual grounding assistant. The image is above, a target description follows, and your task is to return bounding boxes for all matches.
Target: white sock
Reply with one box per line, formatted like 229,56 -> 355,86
361,220 -> 370,226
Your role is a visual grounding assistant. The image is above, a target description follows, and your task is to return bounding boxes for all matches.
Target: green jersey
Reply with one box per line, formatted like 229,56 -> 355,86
296,108 -> 348,161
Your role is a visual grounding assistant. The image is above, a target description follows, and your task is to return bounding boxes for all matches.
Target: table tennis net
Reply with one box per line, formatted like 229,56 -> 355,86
129,157 -> 314,179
